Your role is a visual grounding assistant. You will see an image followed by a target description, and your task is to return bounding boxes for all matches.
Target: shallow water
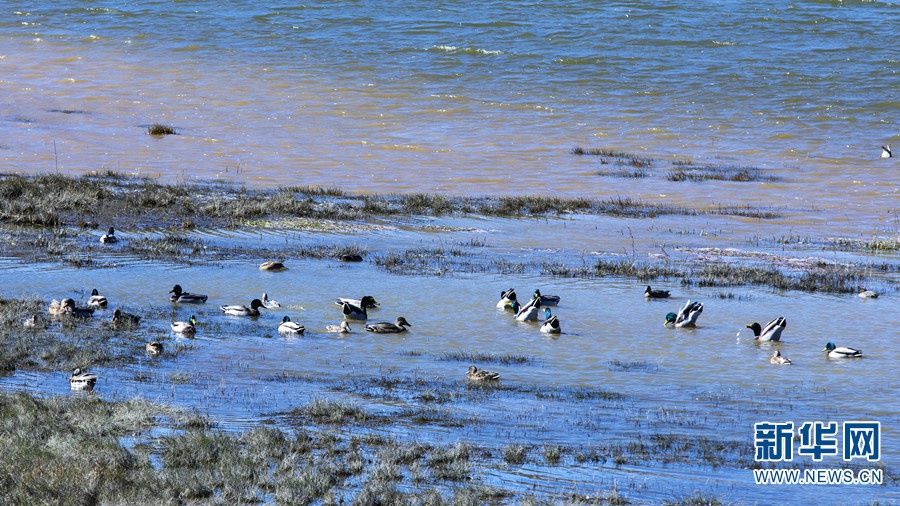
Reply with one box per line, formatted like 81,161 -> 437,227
0,222 -> 896,502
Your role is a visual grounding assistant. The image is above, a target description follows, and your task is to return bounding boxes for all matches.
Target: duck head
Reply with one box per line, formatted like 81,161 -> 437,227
664,312 -> 677,326
511,300 -> 520,313
72,367 -> 82,376
360,296 -> 378,308
644,285 -> 652,294
107,227 -> 115,235
396,316 -> 411,327
823,342 -> 837,352
113,309 -> 122,318
91,288 -> 100,296
169,284 -> 183,296
504,289 -> 517,301
467,366 -> 478,374
63,298 -> 76,309
282,316 -> 291,323
189,315 -> 197,325
250,299 -> 264,310
746,322 -> 762,337
534,289 -> 542,298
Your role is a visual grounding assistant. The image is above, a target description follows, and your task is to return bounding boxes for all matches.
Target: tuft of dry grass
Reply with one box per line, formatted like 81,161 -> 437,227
147,123 -> 177,136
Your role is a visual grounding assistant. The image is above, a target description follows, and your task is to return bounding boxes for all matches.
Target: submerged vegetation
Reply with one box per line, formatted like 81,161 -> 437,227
666,164 -> 779,183
147,123 -> 177,136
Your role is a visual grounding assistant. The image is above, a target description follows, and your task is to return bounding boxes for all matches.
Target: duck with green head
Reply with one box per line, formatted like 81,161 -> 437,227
823,342 -> 862,358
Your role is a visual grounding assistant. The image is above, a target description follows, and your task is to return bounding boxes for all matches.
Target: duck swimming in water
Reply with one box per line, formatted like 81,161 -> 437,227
770,350 -> 792,365
70,368 -> 97,391
644,286 -> 670,299
171,315 -> 197,335
88,288 -> 108,309
262,292 -> 281,309
220,299 -> 264,317
496,288 -> 517,309
259,261 -> 287,271
823,342 -> 862,358
533,289 -> 560,306
665,300 -> 703,328
747,317 -> 786,342
326,321 -> 351,333
278,316 -> 305,335
366,317 -> 411,333
516,296 -> 542,322
112,309 -> 140,326
467,366 -> 500,383
146,342 -> 164,355
169,284 -> 208,304
540,314 -> 561,334
100,227 -> 118,244
341,301 -> 368,321
335,296 -> 379,309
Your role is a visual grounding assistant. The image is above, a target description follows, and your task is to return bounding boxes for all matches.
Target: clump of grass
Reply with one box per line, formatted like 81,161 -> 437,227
426,442 -> 471,481
571,146 -> 653,167
596,168 -> 649,178
543,445 -> 563,465
830,237 -> 900,253
607,360 -> 658,373
593,260 -> 681,280
148,123 -> 177,136
503,444 -> 528,465
439,351 -> 531,365
127,235 -> 206,260
289,399 -> 371,425
667,164 -> 778,183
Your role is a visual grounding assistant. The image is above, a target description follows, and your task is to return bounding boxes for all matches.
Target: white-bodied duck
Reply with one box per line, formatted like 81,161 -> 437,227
259,261 -> 287,271
100,227 -> 118,244
70,368 -> 97,391
747,317 -> 787,342
171,315 -> 197,335
516,296 -> 542,322
665,300 -> 703,328
88,288 -> 108,309
262,292 -> 281,309
220,299 -> 264,317
823,342 -> 862,358
365,316 -> 411,334
326,321 -> 352,333
496,288 -> 517,309
169,284 -> 208,304
278,316 -> 305,335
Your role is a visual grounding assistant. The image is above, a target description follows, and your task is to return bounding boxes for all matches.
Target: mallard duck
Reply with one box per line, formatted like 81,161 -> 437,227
278,316 -> 305,335
770,350 -> 792,365
220,299 -> 264,317
171,315 -> 197,335
262,292 -> 281,309
858,289 -> 878,299
340,253 -> 364,262
823,342 -> 862,358
87,288 -> 108,309
22,315 -> 37,329
365,316 -> 411,333
644,286 -> 670,299
334,296 -> 379,309
259,261 -> 287,271
882,144 -> 892,158
747,317 -> 786,342
665,300 -> 703,328
112,309 -> 140,326
540,315 -> 561,334
341,302 -> 367,321
100,227 -> 118,244
466,365 -> 500,382
326,321 -> 351,333
515,296 -> 541,322
70,368 -> 97,391
533,289 -> 560,306
496,288 -> 517,309
169,284 -> 208,304
48,298 -> 72,316
146,341 -> 164,355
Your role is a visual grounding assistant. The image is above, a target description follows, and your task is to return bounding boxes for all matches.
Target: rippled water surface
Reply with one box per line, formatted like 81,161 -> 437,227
0,1 -> 898,502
